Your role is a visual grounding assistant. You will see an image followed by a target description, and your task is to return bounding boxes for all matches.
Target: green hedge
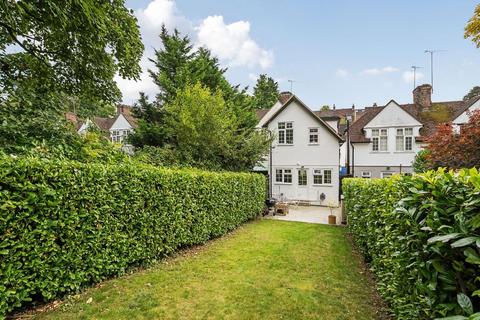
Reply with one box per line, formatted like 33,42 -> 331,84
344,169 -> 480,319
0,157 -> 265,316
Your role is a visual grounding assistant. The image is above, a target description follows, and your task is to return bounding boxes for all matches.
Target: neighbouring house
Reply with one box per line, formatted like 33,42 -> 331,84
256,92 -> 343,206
342,84 -> 480,178
67,105 -> 138,145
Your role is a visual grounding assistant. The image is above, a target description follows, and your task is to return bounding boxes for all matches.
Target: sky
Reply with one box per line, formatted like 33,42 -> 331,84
120,0 -> 480,110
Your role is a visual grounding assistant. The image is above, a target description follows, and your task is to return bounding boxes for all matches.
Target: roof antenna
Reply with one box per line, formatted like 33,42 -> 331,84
424,49 -> 447,93
411,66 -> 422,90
288,79 -> 296,93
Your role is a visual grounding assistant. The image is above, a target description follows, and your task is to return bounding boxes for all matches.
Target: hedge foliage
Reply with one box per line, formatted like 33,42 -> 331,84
0,157 -> 265,316
344,169 -> 480,319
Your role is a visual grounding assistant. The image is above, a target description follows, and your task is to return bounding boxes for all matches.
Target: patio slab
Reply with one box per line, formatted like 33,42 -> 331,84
266,205 -> 343,225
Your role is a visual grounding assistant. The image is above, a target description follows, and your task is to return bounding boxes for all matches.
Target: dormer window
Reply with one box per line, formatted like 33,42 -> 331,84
278,122 -> 293,144
396,128 -> 413,151
372,129 -> 388,151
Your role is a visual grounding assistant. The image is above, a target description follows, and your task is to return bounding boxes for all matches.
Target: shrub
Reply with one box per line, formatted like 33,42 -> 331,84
344,170 -> 480,319
0,156 -> 265,316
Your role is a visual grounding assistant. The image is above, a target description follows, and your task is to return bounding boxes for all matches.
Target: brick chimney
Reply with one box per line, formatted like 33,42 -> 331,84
117,104 -> 125,114
278,91 -> 293,104
413,84 -> 432,108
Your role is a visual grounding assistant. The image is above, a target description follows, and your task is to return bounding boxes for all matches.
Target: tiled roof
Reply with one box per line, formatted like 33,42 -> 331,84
348,97 -> 480,143
93,117 -> 116,131
255,108 -> 270,121
67,105 -> 139,132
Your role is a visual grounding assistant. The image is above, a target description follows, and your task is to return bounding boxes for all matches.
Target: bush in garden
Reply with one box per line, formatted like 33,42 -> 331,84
344,170 -> 480,319
0,156 -> 265,316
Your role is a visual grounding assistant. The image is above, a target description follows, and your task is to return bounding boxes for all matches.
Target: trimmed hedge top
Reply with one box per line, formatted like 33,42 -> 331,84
344,169 -> 480,319
0,157 -> 265,316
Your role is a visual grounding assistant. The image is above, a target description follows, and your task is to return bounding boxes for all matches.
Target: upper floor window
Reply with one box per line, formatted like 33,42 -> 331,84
396,128 -> 413,151
309,128 -> 319,144
111,129 -> 131,143
278,122 -> 293,144
313,169 -> 332,185
372,128 -> 388,151
275,169 -> 292,184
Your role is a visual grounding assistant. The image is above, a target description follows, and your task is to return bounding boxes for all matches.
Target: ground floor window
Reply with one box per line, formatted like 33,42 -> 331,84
275,169 -> 292,183
381,172 -> 393,178
361,171 -> 371,178
313,169 -> 332,185
298,168 -> 307,186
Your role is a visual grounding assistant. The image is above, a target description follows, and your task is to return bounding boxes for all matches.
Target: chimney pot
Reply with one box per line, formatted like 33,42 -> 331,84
413,84 -> 432,108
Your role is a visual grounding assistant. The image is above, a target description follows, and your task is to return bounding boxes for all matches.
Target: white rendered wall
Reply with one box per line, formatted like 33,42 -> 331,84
266,100 -> 340,206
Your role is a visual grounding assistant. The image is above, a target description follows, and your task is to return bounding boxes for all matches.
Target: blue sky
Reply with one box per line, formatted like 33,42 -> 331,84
121,0 -> 480,110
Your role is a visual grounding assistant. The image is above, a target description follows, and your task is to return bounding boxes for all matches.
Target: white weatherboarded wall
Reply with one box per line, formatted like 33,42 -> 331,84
266,99 -> 341,206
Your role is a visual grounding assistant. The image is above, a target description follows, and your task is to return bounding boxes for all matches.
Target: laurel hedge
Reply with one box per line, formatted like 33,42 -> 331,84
344,169 -> 480,320
0,157 -> 265,316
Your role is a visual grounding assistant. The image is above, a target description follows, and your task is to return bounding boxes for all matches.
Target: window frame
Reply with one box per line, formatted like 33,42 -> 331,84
298,168 -> 308,186
372,128 -> 388,152
381,172 -> 394,179
312,168 -> 333,186
275,168 -> 293,184
308,127 -> 319,144
278,122 -> 294,145
361,171 -> 371,179
396,128 -> 414,152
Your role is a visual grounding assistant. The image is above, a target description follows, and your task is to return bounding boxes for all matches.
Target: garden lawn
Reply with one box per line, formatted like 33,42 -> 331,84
34,220 -> 385,320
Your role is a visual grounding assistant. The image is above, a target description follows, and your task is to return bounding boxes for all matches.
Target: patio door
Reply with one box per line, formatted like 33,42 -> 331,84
297,168 -> 309,200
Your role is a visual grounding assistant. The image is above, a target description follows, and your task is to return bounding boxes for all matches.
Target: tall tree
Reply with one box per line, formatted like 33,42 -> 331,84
132,28 -> 260,151
148,26 -> 193,105
0,0 -> 143,157
0,0 -> 143,103
252,74 -> 279,109
161,83 -> 270,171
463,86 -> 480,101
130,93 -> 167,148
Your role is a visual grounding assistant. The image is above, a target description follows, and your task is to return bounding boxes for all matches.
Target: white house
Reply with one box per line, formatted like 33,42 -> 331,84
257,93 -> 343,206
69,105 -> 138,145
343,84 -> 480,178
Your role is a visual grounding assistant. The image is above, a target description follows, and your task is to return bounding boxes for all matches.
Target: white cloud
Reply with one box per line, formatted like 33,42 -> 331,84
136,0 -> 193,44
248,73 -> 259,82
116,0 -> 273,103
196,15 -> 274,69
402,70 -> 425,83
361,66 -> 399,76
335,68 -> 350,78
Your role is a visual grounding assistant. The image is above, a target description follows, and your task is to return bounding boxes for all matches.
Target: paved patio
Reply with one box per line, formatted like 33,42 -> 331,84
266,205 -> 343,225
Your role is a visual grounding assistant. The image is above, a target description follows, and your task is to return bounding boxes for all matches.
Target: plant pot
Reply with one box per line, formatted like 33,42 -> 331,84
328,214 -> 337,225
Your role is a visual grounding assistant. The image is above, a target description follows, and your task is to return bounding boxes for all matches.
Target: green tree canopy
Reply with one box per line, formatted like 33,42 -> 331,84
252,74 -> 279,109
0,0 -> 144,159
0,0 -> 143,103
465,4 -> 480,49
320,105 -> 331,111
132,27 -> 261,157
463,86 -> 480,101
159,83 -> 270,171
